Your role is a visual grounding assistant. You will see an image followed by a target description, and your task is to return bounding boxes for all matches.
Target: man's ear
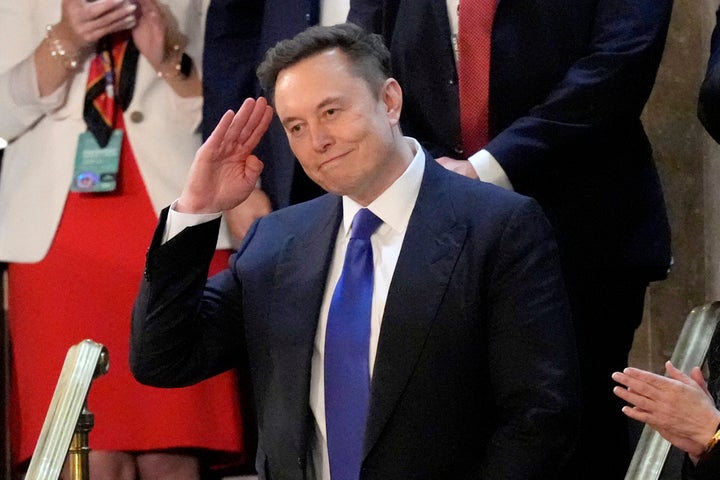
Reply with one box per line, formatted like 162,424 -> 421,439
382,78 -> 403,125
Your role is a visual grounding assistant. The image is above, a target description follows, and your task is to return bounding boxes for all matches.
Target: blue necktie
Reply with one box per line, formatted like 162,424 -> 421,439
325,208 -> 382,480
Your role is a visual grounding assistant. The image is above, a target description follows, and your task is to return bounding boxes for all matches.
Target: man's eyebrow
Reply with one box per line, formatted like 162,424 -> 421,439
279,96 -> 344,127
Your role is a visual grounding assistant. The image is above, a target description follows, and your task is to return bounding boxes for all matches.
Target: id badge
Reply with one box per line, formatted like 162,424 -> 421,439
71,129 -> 123,193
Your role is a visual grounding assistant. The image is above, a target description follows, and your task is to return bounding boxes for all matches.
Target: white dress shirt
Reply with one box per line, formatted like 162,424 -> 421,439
320,0 -> 350,26
308,137 -> 424,479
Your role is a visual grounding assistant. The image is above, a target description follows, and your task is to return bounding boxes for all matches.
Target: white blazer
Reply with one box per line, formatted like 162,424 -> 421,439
0,0 -> 231,263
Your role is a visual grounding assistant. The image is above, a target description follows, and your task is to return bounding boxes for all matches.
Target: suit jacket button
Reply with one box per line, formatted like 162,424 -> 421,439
454,144 -> 464,155
129,111 -> 144,123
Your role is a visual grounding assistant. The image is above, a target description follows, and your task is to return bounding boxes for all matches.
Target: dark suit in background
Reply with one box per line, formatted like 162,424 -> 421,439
699,6 -> 720,144
348,1 -> 674,477
203,0 -> 324,208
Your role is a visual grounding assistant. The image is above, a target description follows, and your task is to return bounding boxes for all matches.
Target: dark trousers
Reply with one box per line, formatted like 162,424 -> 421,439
559,268 -> 649,480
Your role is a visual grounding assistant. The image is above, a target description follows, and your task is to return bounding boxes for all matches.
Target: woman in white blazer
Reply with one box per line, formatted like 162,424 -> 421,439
0,0 -> 247,478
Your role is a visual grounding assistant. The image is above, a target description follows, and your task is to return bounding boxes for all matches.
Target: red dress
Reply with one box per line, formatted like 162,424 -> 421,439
7,114 -> 246,469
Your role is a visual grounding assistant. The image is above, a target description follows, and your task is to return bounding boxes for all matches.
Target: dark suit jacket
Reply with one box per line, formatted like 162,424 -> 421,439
131,153 -> 581,479
348,0 -> 673,279
202,0 -> 323,209
698,6 -> 720,145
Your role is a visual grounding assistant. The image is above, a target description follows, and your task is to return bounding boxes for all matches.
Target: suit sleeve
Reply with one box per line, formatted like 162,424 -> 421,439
698,7 -> 720,145
683,448 -> 720,480
202,0 -> 264,141
130,207 -> 247,387
481,198 -> 581,478
488,0 -> 673,185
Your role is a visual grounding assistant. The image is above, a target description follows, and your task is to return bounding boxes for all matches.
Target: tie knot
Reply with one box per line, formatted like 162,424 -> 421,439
351,209 -> 382,241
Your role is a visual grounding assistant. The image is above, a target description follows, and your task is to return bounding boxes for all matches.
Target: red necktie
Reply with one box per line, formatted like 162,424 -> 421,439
83,33 -> 138,147
457,0 -> 496,155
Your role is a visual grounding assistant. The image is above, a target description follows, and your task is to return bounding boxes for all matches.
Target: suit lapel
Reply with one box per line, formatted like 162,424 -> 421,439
268,197 -> 343,345
364,155 -> 468,453
264,197 -> 342,466
429,0 -> 453,43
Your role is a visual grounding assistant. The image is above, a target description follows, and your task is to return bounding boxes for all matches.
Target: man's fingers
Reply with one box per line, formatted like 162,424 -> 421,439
204,110 -> 235,152
203,99 -> 273,163
244,104 -> 274,153
226,98 -> 260,145
232,97 -> 272,149
619,367 -> 684,391
688,366 -> 711,395
664,361 -> 686,381
612,370 -> 662,410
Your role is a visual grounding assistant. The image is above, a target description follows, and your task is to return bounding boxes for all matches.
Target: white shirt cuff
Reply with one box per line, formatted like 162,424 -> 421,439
163,199 -> 222,243
468,149 -> 514,191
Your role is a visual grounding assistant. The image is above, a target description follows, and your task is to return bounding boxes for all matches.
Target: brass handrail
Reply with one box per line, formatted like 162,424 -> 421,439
624,301 -> 720,480
24,339 -> 109,480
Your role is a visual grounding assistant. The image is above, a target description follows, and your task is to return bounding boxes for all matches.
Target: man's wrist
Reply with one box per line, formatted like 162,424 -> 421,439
705,422 -> 720,453
468,149 -> 514,190
163,200 -> 222,244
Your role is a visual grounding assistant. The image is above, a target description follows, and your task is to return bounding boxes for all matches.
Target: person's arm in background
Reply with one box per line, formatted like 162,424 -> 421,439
131,0 -> 201,98
0,0 -> 135,142
698,6 -> 720,144
483,0 -> 674,190
202,0 -> 271,247
350,0 -> 673,192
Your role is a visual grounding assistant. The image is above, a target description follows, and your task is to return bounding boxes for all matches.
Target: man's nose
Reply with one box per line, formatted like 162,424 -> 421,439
310,124 -> 333,152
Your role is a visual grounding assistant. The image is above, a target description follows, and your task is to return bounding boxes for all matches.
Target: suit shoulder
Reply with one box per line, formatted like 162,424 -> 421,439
446,169 -> 538,210
257,193 -> 339,231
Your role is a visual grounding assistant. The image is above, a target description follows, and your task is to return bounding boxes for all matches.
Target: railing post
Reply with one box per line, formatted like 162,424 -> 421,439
24,340 -> 108,480
68,404 -> 93,480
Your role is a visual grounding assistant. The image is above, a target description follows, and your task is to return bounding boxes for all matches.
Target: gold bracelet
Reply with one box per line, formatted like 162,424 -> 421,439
45,24 -> 82,71
705,424 -> 720,453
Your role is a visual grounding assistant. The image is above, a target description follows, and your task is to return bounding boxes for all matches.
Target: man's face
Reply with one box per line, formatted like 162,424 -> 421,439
274,48 -> 406,205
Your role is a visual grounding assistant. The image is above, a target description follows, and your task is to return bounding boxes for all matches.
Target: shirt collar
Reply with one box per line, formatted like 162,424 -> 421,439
340,137 -> 425,238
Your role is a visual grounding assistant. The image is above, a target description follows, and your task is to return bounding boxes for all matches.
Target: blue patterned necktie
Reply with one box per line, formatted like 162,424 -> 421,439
325,208 -> 383,480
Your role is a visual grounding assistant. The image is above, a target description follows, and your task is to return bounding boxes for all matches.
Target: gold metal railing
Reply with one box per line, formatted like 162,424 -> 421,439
624,301 -> 720,480
24,339 -> 109,480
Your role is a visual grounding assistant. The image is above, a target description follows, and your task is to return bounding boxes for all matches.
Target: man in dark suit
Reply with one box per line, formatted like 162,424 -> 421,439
348,1 -> 674,477
699,5 -> 720,144
203,0 -> 348,243
131,23 -> 580,479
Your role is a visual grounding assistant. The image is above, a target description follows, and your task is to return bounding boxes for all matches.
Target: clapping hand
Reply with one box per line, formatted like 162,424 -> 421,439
57,0 -> 138,53
612,361 -> 720,461
130,0 -> 184,71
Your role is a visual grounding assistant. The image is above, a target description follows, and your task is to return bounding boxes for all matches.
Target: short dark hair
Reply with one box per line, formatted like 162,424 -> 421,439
256,22 -> 392,103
